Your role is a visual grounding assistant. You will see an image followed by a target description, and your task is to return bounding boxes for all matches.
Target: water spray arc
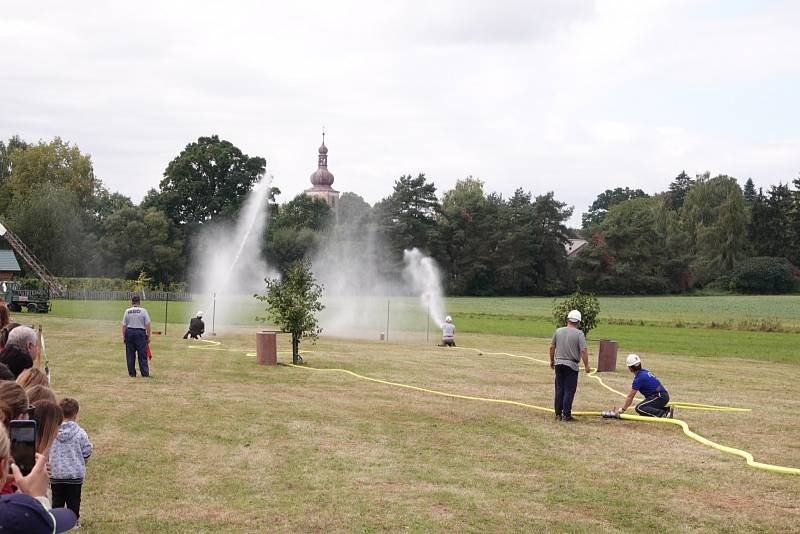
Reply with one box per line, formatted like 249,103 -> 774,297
193,173 -> 275,332
403,248 -> 447,329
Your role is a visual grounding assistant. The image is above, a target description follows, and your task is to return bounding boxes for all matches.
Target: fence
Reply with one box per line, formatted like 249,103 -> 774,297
27,289 -> 194,302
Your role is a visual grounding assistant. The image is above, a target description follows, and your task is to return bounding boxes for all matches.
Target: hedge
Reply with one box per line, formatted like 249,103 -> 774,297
731,257 -> 796,294
13,277 -> 189,292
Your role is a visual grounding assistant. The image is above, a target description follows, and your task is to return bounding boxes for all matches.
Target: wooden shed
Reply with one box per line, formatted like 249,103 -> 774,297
0,249 -> 22,281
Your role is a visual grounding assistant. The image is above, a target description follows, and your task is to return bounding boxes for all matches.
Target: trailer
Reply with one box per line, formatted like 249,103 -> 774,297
0,221 -> 64,313
1,281 -> 51,313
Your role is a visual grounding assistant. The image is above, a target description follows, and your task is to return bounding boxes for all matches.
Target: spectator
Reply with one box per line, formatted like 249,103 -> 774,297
25,386 -> 56,405
16,368 -> 48,389
0,427 -> 77,531
30,401 -> 63,455
0,364 -> 14,382
0,347 -> 32,379
0,303 -> 9,330
0,382 -> 29,429
0,493 -> 77,533
0,323 -> 20,352
5,326 -> 39,363
0,381 -> 30,496
50,398 -> 92,525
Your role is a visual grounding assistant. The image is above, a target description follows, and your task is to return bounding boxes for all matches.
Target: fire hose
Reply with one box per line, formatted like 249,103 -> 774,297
193,339 -> 799,475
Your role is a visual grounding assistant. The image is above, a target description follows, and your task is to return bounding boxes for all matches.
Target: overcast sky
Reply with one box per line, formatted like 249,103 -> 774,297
2,0 -> 799,225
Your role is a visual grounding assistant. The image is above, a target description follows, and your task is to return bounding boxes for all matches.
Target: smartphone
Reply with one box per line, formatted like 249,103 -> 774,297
10,420 -> 37,476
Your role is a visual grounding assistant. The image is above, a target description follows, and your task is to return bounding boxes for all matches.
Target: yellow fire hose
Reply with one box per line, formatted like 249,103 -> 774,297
458,347 -> 751,413
193,339 -> 799,475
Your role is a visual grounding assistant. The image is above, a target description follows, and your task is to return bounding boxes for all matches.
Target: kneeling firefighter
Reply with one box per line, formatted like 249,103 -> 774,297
613,354 -> 673,418
183,311 -> 205,340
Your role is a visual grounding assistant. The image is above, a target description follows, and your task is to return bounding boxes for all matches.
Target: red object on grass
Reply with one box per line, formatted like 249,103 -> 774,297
146,344 -> 153,360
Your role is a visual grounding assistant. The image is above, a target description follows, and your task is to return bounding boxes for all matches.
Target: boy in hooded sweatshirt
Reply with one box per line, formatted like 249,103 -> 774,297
50,397 -> 93,523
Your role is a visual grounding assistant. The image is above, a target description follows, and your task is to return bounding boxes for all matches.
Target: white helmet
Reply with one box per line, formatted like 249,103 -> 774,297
626,354 -> 641,367
445,315 -> 452,323
567,309 -> 581,323
197,311 -> 204,318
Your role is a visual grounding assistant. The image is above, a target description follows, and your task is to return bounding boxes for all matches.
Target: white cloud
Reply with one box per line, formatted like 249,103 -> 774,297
0,0 -> 798,226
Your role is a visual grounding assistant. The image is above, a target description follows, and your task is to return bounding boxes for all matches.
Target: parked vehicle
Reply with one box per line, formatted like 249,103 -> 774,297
1,281 -> 51,313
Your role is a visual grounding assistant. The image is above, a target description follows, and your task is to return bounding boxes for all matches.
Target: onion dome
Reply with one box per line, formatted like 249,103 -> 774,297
309,133 -> 334,187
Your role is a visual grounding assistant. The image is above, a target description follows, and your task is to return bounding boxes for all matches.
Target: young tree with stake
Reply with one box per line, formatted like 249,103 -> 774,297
255,260 -> 324,364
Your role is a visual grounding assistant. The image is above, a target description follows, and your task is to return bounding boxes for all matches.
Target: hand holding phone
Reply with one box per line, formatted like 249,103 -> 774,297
11,452 -> 49,498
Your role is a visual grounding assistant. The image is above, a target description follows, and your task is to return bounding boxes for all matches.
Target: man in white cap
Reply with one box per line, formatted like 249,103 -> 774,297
549,309 -> 590,421
183,311 -> 205,340
439,316 -> 455,347
613,354 -> 673,418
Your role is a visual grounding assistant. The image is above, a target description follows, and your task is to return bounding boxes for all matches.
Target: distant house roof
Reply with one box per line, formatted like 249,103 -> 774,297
0,250 -> 21,272
565,239 -> 588,257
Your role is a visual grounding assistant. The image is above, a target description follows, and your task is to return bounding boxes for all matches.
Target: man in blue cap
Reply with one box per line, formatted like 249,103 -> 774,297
0,493 -> 77,533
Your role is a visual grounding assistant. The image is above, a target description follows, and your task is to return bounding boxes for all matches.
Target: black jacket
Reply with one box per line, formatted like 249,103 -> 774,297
189,317 -> 205,336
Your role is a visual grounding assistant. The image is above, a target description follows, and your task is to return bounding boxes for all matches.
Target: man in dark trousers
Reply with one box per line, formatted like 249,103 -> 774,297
121,295 -> 151,377
613,354 -> 673,418
549,309 -> 590,422
183,311 -> 205,339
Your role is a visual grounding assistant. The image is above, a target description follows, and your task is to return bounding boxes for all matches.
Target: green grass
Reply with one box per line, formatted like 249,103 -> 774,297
447,295 -> 800,327
39,295 -> 800,363
36,312 -> 800,533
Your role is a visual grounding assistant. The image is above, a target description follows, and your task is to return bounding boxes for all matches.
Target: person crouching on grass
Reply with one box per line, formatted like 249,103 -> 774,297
613,354 -> 673,418
439,316 -> 455,347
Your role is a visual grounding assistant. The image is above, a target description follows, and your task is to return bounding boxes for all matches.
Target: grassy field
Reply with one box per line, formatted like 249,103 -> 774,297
27,297 -> 800,532
41,295 -> 800,363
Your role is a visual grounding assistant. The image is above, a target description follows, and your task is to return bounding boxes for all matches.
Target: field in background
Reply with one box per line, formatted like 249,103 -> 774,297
38,313 -> 800,533
42,295 -> 800,363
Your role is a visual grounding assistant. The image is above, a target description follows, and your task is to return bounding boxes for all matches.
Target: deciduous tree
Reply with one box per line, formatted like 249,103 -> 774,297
159,135 -> 266,226
256,260 -> 324,364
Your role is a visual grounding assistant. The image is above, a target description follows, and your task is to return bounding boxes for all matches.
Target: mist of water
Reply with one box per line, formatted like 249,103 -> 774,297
190,174 -> 276,330
402,248 -> 446,329
311,227 -> 448,339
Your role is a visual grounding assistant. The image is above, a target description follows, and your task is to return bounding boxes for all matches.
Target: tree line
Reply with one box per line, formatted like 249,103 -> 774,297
1,134 -> 796,294
573,172 -> 800,293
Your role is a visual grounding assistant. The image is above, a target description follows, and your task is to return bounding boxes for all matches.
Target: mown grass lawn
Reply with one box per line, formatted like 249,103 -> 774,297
30,299 -> 800,533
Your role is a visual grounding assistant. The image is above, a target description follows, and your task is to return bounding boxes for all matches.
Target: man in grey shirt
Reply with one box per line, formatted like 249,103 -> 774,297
121,295 -> 152,377
549,309 -> 590,421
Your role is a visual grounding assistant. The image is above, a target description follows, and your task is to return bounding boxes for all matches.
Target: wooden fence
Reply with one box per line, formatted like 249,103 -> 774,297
25,289 -> 195,302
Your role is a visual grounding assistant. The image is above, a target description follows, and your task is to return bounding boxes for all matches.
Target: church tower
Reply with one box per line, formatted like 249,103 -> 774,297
304,131 -> 339,209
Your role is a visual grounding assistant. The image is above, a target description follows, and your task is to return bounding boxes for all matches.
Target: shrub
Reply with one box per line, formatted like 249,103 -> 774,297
552,291 -> 600,337
731,257 -> 796,294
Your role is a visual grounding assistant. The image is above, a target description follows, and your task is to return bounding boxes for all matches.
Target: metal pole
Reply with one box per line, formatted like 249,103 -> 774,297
212,292 -> 217,336
426,303 -> 430,343
164,292 -> 169,336
385,299 -> 390,342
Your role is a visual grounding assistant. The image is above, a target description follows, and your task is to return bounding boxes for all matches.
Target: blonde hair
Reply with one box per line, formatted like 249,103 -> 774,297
0,424 -> 9,463
31,400 -> 63,455
0,381 -> 28,428
16,367 -> 49,389
26,384 -> 56,405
